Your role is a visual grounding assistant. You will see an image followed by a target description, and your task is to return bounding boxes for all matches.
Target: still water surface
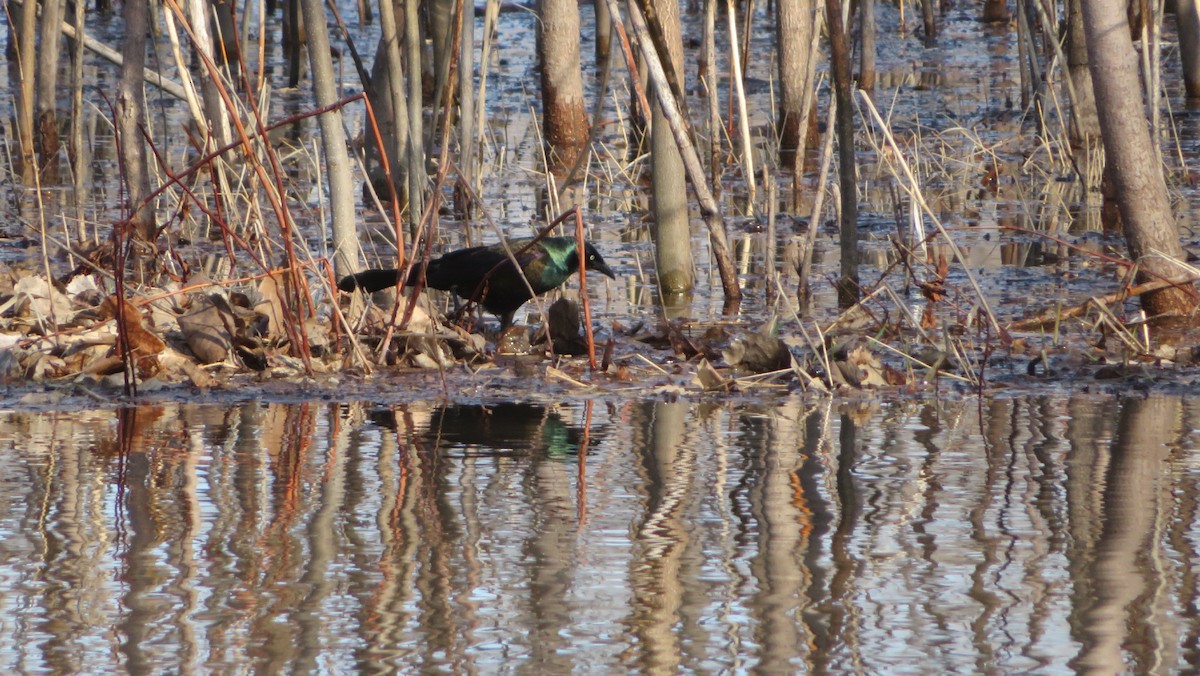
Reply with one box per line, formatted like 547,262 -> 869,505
0,394 -> 1197,672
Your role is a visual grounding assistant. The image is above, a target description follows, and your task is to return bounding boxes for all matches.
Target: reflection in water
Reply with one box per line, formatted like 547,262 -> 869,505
0,396 -> 1199,671
374,403 -> 585,457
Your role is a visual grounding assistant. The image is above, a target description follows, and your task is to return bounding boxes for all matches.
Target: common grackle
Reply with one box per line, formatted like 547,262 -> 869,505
338,236 -> 616,327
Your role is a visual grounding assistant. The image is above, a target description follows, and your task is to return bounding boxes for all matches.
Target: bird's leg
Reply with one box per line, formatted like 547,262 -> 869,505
445,290 -> 471,328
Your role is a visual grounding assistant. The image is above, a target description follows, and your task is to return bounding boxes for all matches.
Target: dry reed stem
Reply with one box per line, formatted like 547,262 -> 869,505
725,0 -> 756,214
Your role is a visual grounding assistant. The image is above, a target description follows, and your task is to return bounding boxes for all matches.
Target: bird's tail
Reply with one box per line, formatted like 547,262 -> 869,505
337,268 -> 408,293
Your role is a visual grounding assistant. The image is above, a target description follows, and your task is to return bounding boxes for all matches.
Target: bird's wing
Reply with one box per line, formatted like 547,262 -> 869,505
422,246 -> 510,295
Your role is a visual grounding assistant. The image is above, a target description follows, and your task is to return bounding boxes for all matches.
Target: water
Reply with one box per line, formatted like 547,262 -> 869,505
4,1 -> 1200,672
0,395 -> 1197,672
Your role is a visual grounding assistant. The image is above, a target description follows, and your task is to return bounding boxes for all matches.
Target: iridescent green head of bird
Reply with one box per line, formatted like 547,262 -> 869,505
563,240 -> 616,280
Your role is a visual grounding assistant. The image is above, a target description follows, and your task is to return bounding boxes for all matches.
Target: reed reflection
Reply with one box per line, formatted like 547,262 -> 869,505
0,396 -> 1198,671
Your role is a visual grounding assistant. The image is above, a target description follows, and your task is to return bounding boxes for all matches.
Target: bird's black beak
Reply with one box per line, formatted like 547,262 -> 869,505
591,256 -> 616,280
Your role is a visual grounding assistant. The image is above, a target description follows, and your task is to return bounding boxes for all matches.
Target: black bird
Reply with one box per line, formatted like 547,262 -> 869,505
338,236 -> 616,327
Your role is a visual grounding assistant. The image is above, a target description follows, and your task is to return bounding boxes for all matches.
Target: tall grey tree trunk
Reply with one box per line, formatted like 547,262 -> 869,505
405,0 -> 425,223
429,0 -> 455,133
1066,0 -> 1100,145
1176,0 -> 1200,100
299,0 -> 359,277
649,0 -> 695,294
540,0 -> 589,178
594,0 -> 611,64
285,0 -> 306,87
826,0 -> 858,305
920,0 -> 936,46
1083,0 -> 1197,315
186,0 -> 233,149
211,0 -> 240,67
36,0 -> 65,180
118,0 -> 156,244
70,0 -> 92,234
366,0 -> 412,213
703,0 -> 721,188
777,0 -> 818,212
858,0 -> 875,92
14,0 -> 37,180
457,0 -> 475,202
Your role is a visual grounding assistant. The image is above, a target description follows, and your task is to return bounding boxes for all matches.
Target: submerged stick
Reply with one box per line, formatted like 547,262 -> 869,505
1009,279 -> 1183,331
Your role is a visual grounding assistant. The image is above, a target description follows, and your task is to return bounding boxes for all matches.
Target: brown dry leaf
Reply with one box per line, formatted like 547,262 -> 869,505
441,323 -> 486,361
831,359 -> 863,388
883,364 -> 908,386
918,252 -> 949,304
847,345 -> 889,387
303,316 -> 330,356
30,354 -> 68,382
64,342 -> 115,375
135,352 -> 163,380
981,163 -> 1000,194
662,320 -> 710,360
920,303 -> 938,330
410,336 -> 453,369
255,269 -> 311,343
99,295 -> 166,357
81,354 -> 125,376
826,302 -> 876,333
64,275 -> 103,311
400,295 -> 438,334
832,345 -> 890,389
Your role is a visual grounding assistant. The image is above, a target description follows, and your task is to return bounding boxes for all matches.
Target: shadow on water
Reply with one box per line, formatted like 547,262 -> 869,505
0,395 -> 1198,671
